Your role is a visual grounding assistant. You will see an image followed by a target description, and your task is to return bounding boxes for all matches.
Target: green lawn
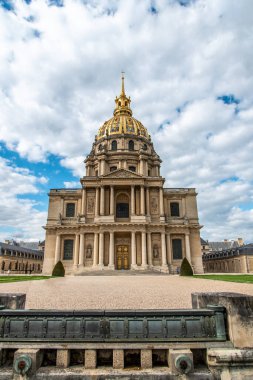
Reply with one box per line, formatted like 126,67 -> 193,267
194,274 -> 253,284
0,276 -> 52,283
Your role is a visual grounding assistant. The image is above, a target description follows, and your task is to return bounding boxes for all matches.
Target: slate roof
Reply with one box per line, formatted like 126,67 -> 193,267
0,242 -> 44,257
208,241 -> 239,251
200,238 -> 208,245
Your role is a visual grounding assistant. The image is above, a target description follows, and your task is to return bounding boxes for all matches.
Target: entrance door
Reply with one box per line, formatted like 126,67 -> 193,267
116,246 -> 129,270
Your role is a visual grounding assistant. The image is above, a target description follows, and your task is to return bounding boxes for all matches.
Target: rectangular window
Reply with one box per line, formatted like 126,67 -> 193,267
66,203 -> 75,217
63,240 -> 74,260
172,239 -> 182,260
170,202 -> 180,217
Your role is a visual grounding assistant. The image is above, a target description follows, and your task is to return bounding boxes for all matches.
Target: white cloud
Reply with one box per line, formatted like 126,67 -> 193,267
0,158 -> 46,241
0,0 -> 253,241
64,180 -> 81,189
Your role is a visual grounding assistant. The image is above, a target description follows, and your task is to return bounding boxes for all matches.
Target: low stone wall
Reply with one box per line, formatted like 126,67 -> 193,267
192,292 -> 253,379
0,292 -> 252,379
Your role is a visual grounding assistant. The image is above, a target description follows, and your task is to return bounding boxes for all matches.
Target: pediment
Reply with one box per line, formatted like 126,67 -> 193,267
102,169 -> 142,179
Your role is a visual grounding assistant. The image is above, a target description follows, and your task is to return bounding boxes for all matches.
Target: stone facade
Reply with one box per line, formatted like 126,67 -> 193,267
0,242 -> 43,274
43,76 -> 203,275
203,243 -> 253,273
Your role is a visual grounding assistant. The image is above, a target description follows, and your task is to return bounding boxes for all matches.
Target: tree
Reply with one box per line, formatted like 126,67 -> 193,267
52,261 -> 65,277
180,257 -> 193,276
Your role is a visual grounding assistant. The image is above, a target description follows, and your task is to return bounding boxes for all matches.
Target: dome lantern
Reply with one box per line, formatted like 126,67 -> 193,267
97,73 -> 149,140
114,72 -> 132,117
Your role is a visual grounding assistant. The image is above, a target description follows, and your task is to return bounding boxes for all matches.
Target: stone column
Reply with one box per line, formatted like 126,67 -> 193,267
141,232 -> 147,268
95,187 -> 99,217
146,187 -> 150,216
81,188 -> 86,215
185,233 -> 191,263
166,233 -> 172,265
98,232 -> 104,267
100,159 -> 105,175
113,349 -> 124,369
182,197 -> 186,217
131,231 -> 137,268
73,234 -> 79,266
85,350 -> 96,369
93,233 -> 99,266
141,349 -> 152,369
60,198 -> 64,215
79,233 -> 85,266
57,349 -> 70,368
161,232 -> 167,267
110,186 -> 114,215
55,235 -> 61,264
109,232 -> 115,269
159,187 -> 164,216
147,232 -> 152,266
131,185 -> 135,215
140,185 -> 145,215
100,186 -> 105,216
140,159 -> 144,175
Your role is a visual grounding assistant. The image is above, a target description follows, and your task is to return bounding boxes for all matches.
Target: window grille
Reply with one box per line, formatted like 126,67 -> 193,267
170,202 -> 180,217
66,203 -> 75,217
63,240 -> 74,260
172,239 -> 182,260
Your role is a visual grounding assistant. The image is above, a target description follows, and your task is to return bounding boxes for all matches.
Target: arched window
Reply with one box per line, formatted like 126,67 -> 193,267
129,166 -> 136,172
116,194 -> 129,218
112,140 -> 117,151
170,202 -> 180,217
128,140 -> 134,151
116,203 -> 129,218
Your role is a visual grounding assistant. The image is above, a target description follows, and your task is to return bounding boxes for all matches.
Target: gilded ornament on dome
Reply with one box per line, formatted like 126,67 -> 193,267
111,117 -> 120,132
126,117 -> 134,132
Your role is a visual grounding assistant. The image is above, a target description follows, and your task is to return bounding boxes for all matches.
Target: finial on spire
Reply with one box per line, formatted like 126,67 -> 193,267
121,71 -> 125,96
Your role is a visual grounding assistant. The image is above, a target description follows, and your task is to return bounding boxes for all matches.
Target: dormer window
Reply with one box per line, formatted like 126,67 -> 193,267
66,203 -> 75,217
129,166 -> 136,172
128,140 -> 134,151
112,140 -> 117,151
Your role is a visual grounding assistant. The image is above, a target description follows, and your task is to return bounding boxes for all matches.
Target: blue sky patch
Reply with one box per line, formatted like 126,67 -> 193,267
219,176 -> 239,184
217,94 -> 240,105
1,142 -> 80,213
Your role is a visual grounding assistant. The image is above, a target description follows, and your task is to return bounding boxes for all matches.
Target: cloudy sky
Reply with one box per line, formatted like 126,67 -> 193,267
0,0 -> 253,243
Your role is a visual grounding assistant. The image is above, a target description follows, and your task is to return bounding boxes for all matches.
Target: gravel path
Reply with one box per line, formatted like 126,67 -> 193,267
0,275 -> 252,310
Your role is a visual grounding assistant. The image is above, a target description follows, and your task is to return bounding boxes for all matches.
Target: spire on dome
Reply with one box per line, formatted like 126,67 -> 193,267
114,72 -> 132,116
121,71 -> 125,96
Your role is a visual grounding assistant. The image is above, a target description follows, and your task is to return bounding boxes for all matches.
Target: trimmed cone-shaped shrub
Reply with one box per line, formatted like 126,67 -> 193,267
52,261 -> 65,277
180,257 -> 193,276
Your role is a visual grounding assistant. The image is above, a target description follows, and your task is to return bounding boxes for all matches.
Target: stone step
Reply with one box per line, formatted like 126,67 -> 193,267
75,269 -> 171,276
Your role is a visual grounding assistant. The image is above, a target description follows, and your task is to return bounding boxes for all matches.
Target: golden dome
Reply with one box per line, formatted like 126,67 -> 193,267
97,74 -> 149,140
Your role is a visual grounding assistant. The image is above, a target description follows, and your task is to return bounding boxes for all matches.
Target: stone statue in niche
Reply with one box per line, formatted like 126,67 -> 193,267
57,213 -> 62,225
151,197 -> 158,213
153,244 -> 159,258
87,197 -> 94,213
86,244 -> 93,259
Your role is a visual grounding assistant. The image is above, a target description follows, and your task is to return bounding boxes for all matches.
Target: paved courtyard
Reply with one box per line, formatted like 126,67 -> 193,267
0,275 -> 252,309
